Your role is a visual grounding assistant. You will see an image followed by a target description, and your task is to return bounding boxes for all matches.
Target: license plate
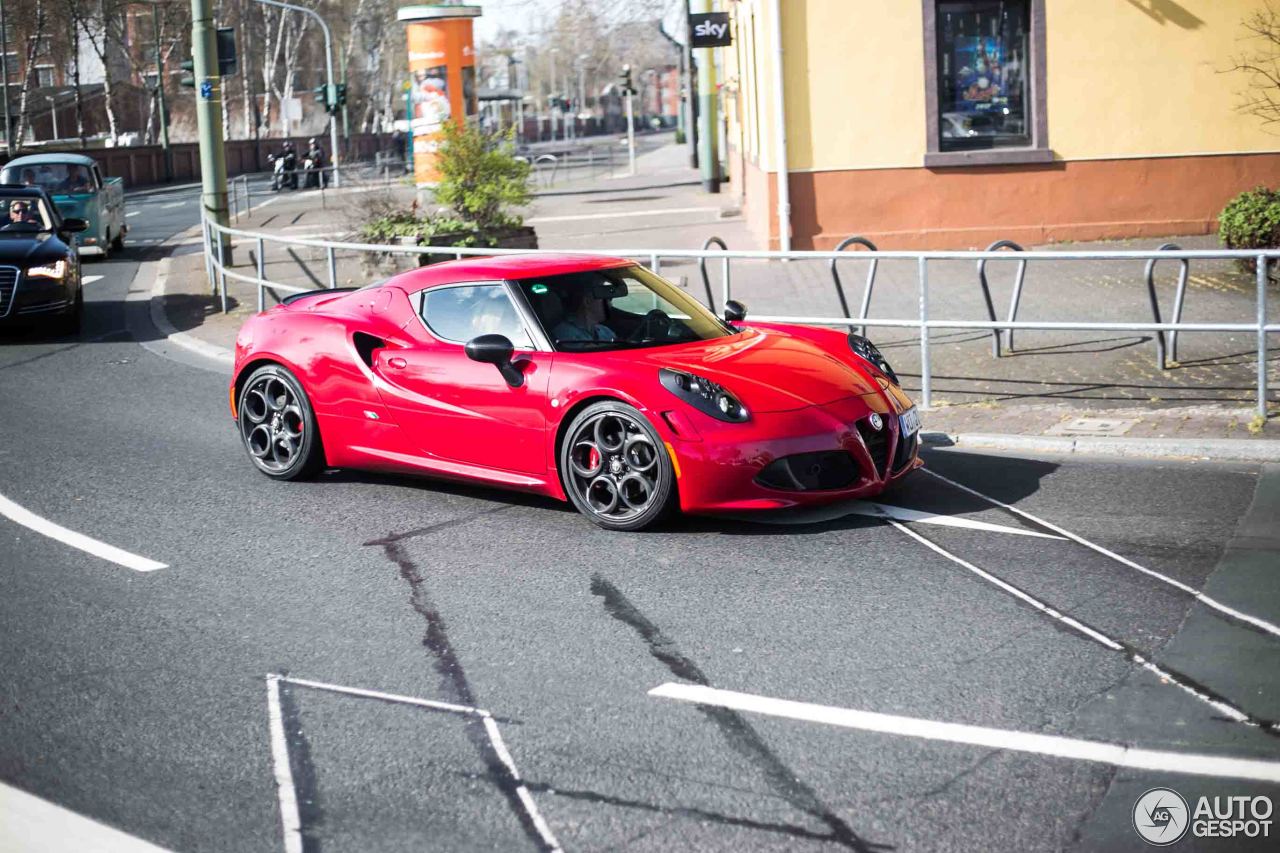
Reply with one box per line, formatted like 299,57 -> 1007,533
899,407 -> 921,436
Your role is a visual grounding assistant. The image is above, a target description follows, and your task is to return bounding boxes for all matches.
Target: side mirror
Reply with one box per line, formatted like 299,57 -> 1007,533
60,218 -> 88,233
465,333 -> 524,388
723,299 -> 747,323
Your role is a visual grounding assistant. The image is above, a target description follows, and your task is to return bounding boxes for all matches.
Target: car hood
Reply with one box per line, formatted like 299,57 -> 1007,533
0,232 -> 71,262
618,327 -> 882,413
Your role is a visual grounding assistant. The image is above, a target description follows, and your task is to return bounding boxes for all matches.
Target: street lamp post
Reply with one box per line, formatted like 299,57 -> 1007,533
251,0 -> 341,186
0,0 -> 11,155
44,95 -> 56,139
576,53 -> 587,138
549,47 -> 558,143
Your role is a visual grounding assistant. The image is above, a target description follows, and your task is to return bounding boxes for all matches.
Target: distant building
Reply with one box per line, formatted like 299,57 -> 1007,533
723,0 -> 1280,249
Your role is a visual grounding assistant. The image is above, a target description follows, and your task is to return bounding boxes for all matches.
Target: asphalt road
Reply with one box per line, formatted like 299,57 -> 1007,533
1,186 -> 1279,852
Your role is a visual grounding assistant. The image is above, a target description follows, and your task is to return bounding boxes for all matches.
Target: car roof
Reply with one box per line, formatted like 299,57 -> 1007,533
3,153 -> 98,168
0,185 -> 51,200
394,253 -> 635,289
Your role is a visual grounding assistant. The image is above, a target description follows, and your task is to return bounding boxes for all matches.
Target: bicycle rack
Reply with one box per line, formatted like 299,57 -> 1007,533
829,235 -> 879,336
1144,243 -> 1190,369
699,236 -> 728,313
977,239 -> 1026,357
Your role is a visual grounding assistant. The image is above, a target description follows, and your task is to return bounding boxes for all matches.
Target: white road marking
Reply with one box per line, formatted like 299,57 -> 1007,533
527,206 -> 720,224
126,210 -> 140,217
82,275 -> 104,285
739,499 -> 1063,539
0,781 -> 174,852
887,519 -> 1257,726
852,502 -> 1063,539
649,682 -> 1280,783
270,675 -> 563,853
281,675 -> 477,716
265,675 -> 304,853
0,491 -> 167,572
159,201 -> 186,209
922,468 -> 1280,639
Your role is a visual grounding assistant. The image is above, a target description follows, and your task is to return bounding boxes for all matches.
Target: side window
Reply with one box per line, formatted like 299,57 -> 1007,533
91,165 -> 104,190
421,284 -> 532,348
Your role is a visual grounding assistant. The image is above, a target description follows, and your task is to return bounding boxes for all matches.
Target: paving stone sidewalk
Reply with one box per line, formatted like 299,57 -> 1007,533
154,138 -> 1279,444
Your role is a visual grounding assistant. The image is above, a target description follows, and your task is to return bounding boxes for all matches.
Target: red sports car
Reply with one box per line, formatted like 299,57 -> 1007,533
230,254 -> 921,530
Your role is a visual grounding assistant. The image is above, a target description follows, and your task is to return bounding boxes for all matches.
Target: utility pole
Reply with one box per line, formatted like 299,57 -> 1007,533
692,0 -> 719,192
577,53 -> 587,137
683,0 -> 697,169
0,0 -> 11,155
190,0 -> 231,262
621,64 -> 635,176
152,3 -> 173,181
549,47 -> 558,142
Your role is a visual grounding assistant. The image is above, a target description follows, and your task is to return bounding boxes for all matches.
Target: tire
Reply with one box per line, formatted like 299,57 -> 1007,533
110,227 -> 124,252
559,401 -> 677,531
237,364 -> 325,481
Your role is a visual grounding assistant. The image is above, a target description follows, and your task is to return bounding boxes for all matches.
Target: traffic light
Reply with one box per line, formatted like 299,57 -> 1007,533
216,27 -> 237,77
619,64 -> 635,95
312,83 -> 338,114
180,59 -> 195,88
335,83 -> 347,108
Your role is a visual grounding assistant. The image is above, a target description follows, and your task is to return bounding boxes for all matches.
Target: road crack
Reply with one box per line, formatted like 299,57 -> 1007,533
591,573 -> 888,853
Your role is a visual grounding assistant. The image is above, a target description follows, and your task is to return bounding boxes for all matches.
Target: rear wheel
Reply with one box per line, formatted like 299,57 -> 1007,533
237,364 -> 325,480
560,401 -> 676,531
110,226 -> 125,252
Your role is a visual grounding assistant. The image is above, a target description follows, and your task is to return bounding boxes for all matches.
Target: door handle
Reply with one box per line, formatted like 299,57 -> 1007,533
386,356 -> 407,369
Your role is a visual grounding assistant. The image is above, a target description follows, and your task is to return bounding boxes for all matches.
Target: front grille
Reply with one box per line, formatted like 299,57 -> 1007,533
856,418 -> 891,478
0,266 -> 18,318
893,429 -> 918,473
755,450 -> 859,492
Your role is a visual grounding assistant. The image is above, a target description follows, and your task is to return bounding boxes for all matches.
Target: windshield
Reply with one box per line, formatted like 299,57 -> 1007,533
0,163 -> 95,194
516,265 -> 733,351
0,196 -> 55,232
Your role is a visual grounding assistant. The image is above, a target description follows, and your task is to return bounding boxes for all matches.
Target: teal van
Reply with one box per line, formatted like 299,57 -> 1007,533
0,153 -> 126,258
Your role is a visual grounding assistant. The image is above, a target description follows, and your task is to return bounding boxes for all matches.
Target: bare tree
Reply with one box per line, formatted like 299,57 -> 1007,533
1227,2 -> 1280,132
76,0 -> 125,142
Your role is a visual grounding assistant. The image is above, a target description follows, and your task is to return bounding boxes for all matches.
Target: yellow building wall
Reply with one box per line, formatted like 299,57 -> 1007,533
734,0 -> 1280,173
1047,0 -> 1278,160
772,0 -> 927,171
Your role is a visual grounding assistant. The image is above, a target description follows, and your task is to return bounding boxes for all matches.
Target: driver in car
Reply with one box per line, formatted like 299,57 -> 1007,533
553,288 -> 617,342
2,201 -> 37,229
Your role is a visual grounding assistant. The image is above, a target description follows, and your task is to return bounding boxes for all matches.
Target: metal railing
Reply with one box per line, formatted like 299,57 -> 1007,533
199,212 -> 1278,418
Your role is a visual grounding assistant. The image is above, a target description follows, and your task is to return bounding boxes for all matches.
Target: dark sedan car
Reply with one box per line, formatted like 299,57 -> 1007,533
0,185 -> 87,334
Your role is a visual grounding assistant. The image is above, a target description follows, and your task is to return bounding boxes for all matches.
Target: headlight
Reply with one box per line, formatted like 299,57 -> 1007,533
659,368 -> 749,423
27,260 -> 67,280
848,333 -> 899,385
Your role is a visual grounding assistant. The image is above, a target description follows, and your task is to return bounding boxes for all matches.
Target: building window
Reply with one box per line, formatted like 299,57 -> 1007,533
1,53 -> 18,85
36,65 -> 54,88
923,0 -> 1050,166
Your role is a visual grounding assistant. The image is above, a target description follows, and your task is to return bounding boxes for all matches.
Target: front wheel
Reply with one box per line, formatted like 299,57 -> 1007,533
560,401 -> 677,531
237,364 -> 325,480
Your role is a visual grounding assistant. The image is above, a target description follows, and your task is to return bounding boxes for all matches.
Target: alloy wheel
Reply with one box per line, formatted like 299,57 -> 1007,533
240,374 -> 307,473
566,411 -> 663,522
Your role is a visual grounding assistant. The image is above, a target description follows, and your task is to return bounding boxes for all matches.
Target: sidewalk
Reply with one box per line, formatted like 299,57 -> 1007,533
148,136 -> 1279,452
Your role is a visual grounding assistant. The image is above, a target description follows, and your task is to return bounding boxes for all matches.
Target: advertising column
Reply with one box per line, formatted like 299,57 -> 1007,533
397,4 -> 482,186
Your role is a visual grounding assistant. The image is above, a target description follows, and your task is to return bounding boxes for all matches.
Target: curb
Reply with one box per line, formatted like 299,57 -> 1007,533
146,252 -> 234,365
921,431 -> 1280,462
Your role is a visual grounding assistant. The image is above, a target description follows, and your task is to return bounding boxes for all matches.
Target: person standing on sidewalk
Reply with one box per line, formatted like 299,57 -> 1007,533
306,138 -> 328,189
